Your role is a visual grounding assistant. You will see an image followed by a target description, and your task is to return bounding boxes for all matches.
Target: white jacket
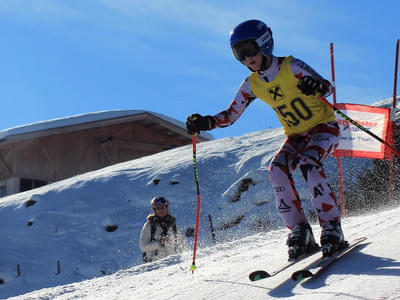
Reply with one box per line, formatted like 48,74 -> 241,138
139,214 -> 186,262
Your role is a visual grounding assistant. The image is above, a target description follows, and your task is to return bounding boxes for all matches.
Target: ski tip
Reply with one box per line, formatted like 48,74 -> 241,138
291,270 -> 313,281
249,270 -> 271,281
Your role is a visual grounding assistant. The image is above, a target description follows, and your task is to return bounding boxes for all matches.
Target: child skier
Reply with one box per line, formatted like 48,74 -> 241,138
139,197 -> 186,263
186,19 -> 346,260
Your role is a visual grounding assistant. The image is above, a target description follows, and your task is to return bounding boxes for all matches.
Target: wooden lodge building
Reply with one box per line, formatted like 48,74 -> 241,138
0,110 -> 212,197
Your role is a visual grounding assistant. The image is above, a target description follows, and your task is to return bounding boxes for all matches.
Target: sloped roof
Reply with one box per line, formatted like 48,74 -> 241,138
0,110 -> 213,143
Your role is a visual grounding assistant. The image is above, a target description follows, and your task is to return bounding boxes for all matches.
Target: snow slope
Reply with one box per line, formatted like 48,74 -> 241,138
0,126 -> 368,299
0,97 -> 399,299
11,206 -> 400,300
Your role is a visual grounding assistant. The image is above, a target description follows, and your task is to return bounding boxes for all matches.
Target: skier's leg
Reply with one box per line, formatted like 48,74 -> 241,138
300,157 -> 340,225
299,122 -> 345,255
269,138 -> 307,229
299,122 -> 340,226
269,138 -> 319,260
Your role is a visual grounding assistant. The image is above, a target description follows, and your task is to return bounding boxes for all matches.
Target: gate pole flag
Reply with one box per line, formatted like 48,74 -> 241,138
319,96 -> 400,159
327,41 -> 399,210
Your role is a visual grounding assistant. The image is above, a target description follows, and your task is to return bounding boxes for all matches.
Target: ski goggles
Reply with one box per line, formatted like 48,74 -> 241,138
232,40 -> 260,61
151,196 -> 169,209
154,204 -> 168,210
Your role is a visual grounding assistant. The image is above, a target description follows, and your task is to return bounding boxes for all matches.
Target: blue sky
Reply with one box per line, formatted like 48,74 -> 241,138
0,0 -> 399,139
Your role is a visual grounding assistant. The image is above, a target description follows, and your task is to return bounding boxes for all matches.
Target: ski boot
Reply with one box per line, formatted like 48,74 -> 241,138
287,223 -> 319,261
320,221 -> 348,257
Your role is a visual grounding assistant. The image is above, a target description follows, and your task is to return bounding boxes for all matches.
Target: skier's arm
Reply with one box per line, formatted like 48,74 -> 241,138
186,78 -> 256,134
139,222 -> 162,253
290,57 -> 332,97
213,78 -> 256,128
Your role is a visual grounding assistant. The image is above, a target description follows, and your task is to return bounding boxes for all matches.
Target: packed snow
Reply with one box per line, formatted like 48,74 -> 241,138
12,206 -> 400,300
0,98 -> 399,299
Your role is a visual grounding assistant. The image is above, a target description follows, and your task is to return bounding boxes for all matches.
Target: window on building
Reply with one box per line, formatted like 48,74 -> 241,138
0,186 -> 6,198
20,179 -> 47,193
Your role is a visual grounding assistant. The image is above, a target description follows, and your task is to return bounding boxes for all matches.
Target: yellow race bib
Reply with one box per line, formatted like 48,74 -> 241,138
249,56 -> 334,135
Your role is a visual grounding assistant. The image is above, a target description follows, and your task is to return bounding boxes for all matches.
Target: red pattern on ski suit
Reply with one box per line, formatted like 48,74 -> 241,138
268,122 -> 340,228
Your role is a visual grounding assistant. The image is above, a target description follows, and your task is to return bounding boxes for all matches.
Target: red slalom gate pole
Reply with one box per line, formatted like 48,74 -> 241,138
330,42 -> 346,216
190,135 -> 201,273
330,43 -> 337,104
388,39 -> 399,203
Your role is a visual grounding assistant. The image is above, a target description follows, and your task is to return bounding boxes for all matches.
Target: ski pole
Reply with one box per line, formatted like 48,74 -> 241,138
190,134 -> 201,273
318,95 -> 400,158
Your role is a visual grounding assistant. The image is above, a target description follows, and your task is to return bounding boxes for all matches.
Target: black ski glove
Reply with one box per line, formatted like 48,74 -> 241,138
186,114 -> 216,135
297,76 -> 328,96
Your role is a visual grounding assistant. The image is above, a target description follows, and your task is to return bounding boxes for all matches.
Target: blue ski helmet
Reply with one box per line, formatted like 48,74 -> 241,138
230,19 -> 274,58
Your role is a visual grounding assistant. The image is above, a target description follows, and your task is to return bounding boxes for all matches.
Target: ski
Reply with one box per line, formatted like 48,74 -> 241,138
291,236 -> 367,282
249,246 -> 320,281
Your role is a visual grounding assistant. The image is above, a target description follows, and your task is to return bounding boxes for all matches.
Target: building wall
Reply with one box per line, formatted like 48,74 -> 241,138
0,177 -> 20,196
0,120 -> 192,193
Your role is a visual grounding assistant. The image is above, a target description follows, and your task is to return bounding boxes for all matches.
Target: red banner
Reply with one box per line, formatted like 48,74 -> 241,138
333,103 -> 393,159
